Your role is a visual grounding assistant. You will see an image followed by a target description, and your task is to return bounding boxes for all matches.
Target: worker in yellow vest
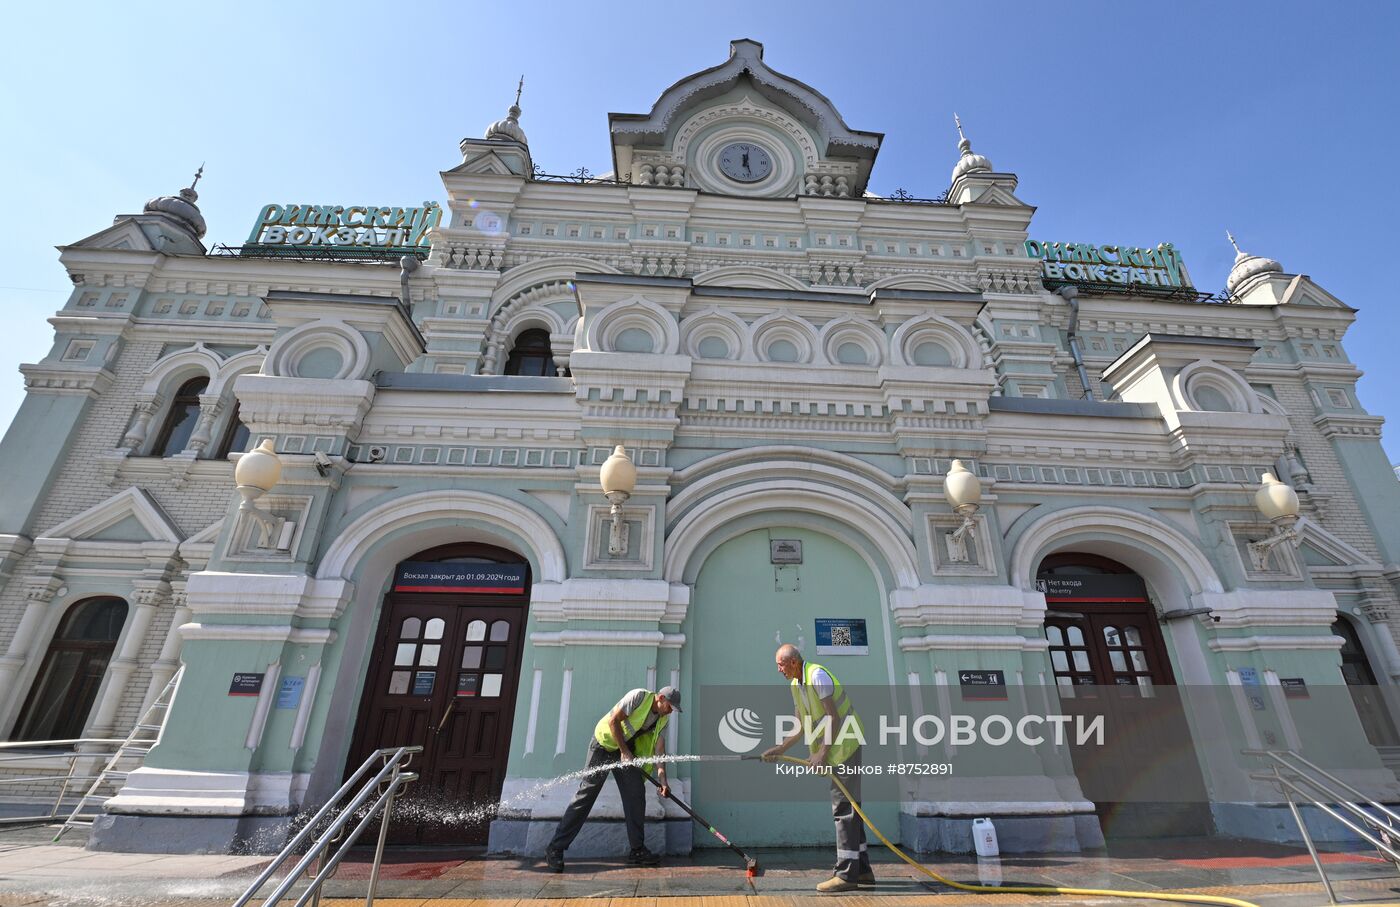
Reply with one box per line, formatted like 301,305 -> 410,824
544,685 -> 681,872
763,644 -> 873,893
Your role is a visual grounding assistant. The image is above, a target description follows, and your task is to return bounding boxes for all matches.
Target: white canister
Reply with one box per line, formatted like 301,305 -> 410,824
972,817 -> 1000,857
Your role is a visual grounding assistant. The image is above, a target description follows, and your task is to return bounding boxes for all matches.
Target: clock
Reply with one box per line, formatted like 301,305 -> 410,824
718,142 -> 773,183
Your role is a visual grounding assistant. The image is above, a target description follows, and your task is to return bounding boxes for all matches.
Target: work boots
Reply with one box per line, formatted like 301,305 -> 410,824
817,876 -> 859,893
627,846 -> 662,866
544,849 -> 564,873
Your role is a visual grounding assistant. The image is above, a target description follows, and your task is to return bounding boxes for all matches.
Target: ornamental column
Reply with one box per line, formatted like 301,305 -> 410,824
186,394 -> 224,455
121,396 -> 161,450
0,577 -> 63,733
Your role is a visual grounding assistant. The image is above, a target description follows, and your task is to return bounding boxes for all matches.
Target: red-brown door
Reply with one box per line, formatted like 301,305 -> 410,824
1041,568 -> 1212,838
347,551 -> 529,846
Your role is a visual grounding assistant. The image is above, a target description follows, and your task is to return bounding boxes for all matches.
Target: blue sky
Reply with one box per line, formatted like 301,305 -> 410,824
4,1 -> 1399,461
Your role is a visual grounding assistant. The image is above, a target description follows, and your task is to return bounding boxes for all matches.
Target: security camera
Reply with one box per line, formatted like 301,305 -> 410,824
313,451 -> 333,477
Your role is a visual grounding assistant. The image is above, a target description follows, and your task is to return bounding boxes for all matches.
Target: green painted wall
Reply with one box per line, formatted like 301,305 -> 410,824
0,392 -> 93,535
682,525 -> 899,846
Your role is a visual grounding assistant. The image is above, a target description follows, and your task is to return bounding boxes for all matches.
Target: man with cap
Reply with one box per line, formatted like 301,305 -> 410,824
763,643 -> 872,893
544,684 -> 682,872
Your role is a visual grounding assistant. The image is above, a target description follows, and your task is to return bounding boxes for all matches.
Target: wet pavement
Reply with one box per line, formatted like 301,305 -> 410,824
1,824 -> 1399,906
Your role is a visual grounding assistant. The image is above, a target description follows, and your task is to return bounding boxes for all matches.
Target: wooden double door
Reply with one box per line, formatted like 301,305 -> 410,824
348,575 -> 528,845
1040,565 -> 1212,838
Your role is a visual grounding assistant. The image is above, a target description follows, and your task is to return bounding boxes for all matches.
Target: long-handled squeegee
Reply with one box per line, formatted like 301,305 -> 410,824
639,766 -> 760,882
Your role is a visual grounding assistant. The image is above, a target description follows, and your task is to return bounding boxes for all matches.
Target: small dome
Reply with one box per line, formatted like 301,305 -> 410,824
1225,232 -> 1283,293
485,103 -> 527,145
950,115 -> 992,183
143,185 -> 206,239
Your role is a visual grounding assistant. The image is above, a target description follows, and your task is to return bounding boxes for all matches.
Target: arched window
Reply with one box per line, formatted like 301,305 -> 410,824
503,329 -> 557,377
152,376 -> 209,457
12,597 -> 128,742
216,400 -> 251,458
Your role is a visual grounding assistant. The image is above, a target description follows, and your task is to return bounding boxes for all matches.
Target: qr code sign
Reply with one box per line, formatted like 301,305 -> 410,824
830,625 -> 853,647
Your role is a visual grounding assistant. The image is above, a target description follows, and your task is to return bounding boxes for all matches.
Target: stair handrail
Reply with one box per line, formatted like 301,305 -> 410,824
1266,749 -> 1400,830
0,738 -> 126,827
1247,747 -> 1400,905
231,745 -> 421,907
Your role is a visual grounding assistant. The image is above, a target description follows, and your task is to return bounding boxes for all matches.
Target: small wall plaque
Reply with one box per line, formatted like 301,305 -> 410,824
770,539 -> 803,564
228,673 -> 264,697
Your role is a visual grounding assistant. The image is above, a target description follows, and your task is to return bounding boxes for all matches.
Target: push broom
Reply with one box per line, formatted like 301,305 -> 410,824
639,767 -> 761,883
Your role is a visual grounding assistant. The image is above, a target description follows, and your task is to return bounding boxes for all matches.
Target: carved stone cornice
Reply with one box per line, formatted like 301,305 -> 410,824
1312,412 -> 1385,441
19,363 -> 115,398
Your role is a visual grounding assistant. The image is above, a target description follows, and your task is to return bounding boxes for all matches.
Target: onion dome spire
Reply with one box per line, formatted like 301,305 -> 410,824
143,164 -> 207,239
950,113 -> 992,182
1225,230 -> 1283,294
484,76 -> 528,145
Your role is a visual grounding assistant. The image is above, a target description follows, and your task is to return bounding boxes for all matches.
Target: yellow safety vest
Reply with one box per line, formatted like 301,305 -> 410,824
594,692 -> 668,760
791,660 -> 863,766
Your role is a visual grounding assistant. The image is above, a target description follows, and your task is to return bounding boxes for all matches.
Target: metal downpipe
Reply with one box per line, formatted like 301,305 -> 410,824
1058,284 -> 1095,400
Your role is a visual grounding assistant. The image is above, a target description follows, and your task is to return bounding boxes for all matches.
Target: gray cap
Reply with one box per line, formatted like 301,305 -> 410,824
658,685 -> 683,712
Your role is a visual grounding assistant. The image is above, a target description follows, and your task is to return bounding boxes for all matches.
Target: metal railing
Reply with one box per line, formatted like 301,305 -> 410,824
233,746 -> 421,907
0,738 -> 125,827
1248,748 -> 1400,905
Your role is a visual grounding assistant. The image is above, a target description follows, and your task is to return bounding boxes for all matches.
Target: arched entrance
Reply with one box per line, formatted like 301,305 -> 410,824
685,526 -> 899,845
1036,553 -> 1211,839
1334,616 -> 1400,750
346,542 -> 531,845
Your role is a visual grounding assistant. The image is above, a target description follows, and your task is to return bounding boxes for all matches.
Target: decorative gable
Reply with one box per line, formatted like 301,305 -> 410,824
609,39 -> 881,199
69,220 -> 157,253
40,487 -> 183,544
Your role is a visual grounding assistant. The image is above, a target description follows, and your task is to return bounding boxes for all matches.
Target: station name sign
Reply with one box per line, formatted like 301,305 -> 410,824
1025,240 -> 1191,290
246,202 -> 441,251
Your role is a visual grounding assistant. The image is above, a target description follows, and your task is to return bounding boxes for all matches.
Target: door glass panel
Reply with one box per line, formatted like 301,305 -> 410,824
466,620 -> 487,641
400,617 -> 421,639
1137,676 -> 1155,696
394,643 -> 416,666
15,651 -> 84,740
1051,651 -> 1068,672
462,647 -> 483,669
1109,651 -> 1127,672
1130,650 -> 1149,671
1067,626 -> 1084,646
425,618 -> 445,640
412,671 -> 435,695
1056,676 -> 1075,697
484,647 -> 507,670
457,673 -> 479,697
481,674 -> 503,697
1045,626 -> 1063,646
1103,626 -> 1121,646
1072,651 -> 1090,671
388,670 -> 410,695
420,644 -> 441,667
490,620 -> 510,642
1123,626 -> 1142,646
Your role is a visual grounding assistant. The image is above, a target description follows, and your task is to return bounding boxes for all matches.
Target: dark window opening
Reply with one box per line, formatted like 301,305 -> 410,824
503,329 -> 558,377
152,376 -> 209,457
216,400 -> 251,458
12,597 -> 128,742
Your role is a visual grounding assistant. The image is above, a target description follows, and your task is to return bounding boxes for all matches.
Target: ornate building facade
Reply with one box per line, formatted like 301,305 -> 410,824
2,39 -> 1399,854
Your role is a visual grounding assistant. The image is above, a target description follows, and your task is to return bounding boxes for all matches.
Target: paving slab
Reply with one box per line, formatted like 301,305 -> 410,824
2,833 -> 1400,906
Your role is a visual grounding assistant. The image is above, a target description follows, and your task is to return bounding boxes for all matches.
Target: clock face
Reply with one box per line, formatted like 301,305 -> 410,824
718,142 -> 773,183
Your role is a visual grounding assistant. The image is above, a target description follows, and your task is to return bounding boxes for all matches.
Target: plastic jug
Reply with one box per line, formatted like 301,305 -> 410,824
972,817 -> 999,857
